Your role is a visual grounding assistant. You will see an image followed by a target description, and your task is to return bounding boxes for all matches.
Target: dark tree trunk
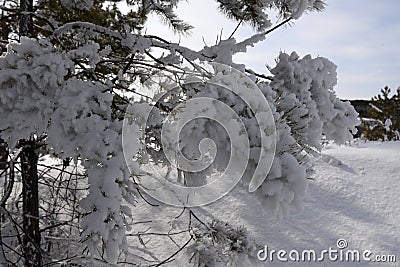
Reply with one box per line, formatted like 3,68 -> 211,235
20,140 -> 42,267
19,0 -> 33,37
19,1 -> 41,265
0,140 -> 8,170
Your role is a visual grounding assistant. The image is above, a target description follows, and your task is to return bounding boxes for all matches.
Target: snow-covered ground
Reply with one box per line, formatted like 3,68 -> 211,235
131,141 -> 400,266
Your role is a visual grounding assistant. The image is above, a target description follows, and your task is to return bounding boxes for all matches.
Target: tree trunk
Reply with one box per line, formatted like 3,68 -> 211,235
19,1 -> 41,265
19,0 -> 33,37
20,140 -> 41,267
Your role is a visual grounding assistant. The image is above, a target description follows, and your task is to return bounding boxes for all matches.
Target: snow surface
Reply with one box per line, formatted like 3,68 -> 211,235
130,141 -> 400,266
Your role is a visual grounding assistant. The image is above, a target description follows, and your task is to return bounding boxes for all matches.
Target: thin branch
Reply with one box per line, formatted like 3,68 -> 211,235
228,19 -> 243,39
149,236 -> 193,267
263,17 -> 292,36
245,68 -> 273,81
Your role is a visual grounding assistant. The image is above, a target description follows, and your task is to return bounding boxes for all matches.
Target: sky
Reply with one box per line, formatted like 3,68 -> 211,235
143,0 -> 400,100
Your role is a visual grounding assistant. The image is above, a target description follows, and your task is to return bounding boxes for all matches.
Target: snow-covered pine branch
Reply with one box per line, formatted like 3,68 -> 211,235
0,0 -> 361,265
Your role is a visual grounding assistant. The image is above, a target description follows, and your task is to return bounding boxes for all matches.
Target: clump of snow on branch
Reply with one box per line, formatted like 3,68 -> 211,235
188,220 -> 260,267
0,37 -> 72,148
270,52 -> 359,146
249,52 -> 359,218
0,37 -> 138,262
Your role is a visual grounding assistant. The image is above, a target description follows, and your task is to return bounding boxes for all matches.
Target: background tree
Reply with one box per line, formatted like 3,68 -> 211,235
363,86 -> 400,141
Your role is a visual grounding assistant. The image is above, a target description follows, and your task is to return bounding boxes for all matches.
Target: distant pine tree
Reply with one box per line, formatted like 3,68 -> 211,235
364,86 -> 400,141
